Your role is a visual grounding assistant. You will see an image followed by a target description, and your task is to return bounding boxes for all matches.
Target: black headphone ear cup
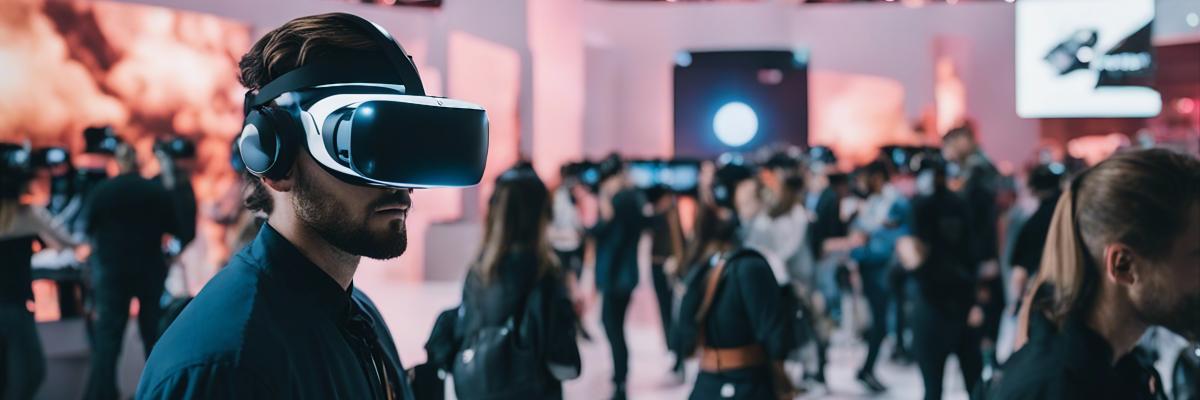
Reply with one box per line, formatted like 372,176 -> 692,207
239,108 -> 276,177
240,106 -> 302,180
263,106 -> 301,180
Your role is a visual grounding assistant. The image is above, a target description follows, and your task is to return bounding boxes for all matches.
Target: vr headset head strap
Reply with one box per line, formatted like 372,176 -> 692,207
243,13 -> 426,114
327,13 -> 425,96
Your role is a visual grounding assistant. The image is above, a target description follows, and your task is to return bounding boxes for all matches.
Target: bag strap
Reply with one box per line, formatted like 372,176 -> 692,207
694,256 -> 728,325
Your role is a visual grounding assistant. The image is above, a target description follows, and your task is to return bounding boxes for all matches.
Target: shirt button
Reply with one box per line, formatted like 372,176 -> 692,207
720,383 -> 736,398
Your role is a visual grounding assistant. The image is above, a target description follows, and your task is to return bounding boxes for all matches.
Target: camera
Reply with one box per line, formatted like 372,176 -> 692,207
879,145 -> 941,174
0,143 -> 33,197
154,137 -> 197,160
627,158 -> 701,197
83,126 -> 121,155
561,161 -> 601,192
31,147 -> 70,169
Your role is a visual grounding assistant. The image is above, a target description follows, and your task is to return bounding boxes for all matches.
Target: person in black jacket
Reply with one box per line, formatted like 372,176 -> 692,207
440,162 -> 581,399
590,154 -> 653,400
898,157 -> 983,400
84,143 -> 180,400
943,125 -> 1005,368
991,149 -> 1200,400
675,159 -> 796,400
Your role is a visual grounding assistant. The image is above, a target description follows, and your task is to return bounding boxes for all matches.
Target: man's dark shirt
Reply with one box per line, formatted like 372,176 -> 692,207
85,173 -> 178,273
137,225 -> 414,399
911,188 -> 976,317
592,189 -> 650,293
1010,192 -> 1060,276
988,316 -> 1167,400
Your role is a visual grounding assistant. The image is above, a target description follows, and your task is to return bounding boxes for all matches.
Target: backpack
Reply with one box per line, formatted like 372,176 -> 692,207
446,272 -> 580,399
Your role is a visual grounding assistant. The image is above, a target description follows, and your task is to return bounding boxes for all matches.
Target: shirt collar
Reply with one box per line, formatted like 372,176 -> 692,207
1059,317 -> 1117,376
249,224 -> 354,318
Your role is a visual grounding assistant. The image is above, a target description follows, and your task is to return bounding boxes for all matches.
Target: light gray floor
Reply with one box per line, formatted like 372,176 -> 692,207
355,278 -> 968,400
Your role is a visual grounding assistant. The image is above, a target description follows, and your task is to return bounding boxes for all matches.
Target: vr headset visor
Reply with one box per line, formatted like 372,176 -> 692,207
303,93 -> 488,188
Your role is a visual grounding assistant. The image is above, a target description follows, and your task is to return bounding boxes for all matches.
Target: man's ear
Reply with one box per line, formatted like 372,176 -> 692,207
260,171 -> 294,192
1103,243 -> 1138,286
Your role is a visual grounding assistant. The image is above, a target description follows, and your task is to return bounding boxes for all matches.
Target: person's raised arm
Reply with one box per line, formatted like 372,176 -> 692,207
30,206 -> 77,249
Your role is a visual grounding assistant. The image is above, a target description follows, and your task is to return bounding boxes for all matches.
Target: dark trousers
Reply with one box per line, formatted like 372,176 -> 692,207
890,269 -> 911,356
1,305 -> 46,400
860,269 -> 889,375
602,290 -> 633,384
650,263 -> 673,349
912,298 -> 982,400
85,271 -> 166,400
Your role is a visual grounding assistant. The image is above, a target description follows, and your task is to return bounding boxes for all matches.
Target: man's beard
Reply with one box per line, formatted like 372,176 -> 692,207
1150,292 -> 1200,342
292,170 -> 408,260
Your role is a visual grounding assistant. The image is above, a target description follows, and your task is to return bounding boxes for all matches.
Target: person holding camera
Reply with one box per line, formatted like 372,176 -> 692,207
674,157 -> 796,400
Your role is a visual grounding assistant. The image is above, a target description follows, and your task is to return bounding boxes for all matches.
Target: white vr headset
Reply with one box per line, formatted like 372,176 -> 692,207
238,13 -> 489,189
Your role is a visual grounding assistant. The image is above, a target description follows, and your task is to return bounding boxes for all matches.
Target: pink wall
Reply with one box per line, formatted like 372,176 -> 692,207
580,1 -> 1041,165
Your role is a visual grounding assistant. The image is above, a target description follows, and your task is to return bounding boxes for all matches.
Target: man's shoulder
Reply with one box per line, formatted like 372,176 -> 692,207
990,344 -> 1081,399
140,255 -> 285,391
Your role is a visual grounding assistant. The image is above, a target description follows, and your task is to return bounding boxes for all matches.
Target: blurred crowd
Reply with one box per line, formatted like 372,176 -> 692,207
2,122 -> 1199,400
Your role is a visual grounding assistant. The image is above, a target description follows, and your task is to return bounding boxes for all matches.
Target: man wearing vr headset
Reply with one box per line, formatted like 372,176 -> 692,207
139,13 -> 487,399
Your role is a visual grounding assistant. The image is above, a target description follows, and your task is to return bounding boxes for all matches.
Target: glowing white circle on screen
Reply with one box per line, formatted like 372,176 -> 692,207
713,102 -> 758,147
1188,12 -> 1199,28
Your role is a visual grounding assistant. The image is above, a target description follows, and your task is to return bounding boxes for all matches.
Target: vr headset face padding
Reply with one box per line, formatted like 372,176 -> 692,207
240,105 -> 301,180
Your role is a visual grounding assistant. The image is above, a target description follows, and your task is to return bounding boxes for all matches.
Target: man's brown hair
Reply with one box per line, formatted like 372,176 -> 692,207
237,13 -> 383,213
238,13 -> 381,91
